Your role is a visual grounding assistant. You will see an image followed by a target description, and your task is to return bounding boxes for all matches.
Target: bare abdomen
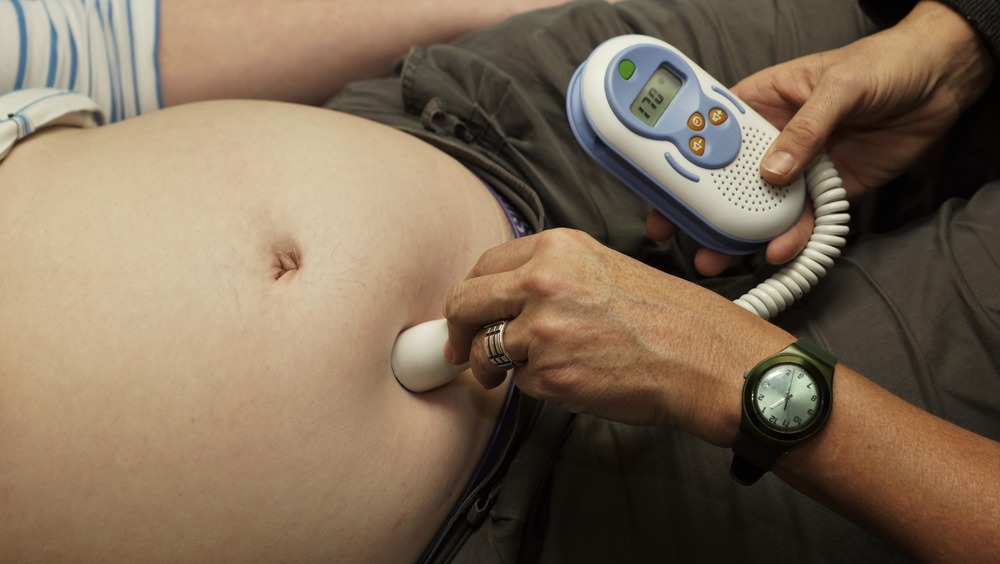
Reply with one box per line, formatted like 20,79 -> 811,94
0,101 -> 512,562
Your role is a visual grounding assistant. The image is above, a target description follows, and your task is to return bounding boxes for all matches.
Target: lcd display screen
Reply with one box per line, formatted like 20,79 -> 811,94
629,66 -> 683,126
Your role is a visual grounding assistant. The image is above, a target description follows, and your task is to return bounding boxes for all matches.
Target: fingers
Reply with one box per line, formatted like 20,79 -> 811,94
645,209 -> 677,241
443,234 -> 542,366
649,209 -> 742,277
691,248 -> 734,277
761,70 -> 852,186
445,229 -> 599,381
463,233 -> 537,280
673,207 -> 814,275
465,319 -> 526,389
766,203 -> 814,265
444,279 -> 521,367
649,208 -> 744,276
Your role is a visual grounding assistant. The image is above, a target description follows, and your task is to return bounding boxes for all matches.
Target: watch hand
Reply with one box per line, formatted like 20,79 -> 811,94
784,371 -> 796,411
767,397 -> 787,411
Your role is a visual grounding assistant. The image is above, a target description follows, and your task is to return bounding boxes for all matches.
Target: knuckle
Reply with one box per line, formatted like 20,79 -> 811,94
469,246 -> 502,278
442,283 -> 465,320
537,228 -> 592,251
442,282 -> 476,327
518,263 -> 572,299
528,315 -> 565,347
821,65 -> 858,92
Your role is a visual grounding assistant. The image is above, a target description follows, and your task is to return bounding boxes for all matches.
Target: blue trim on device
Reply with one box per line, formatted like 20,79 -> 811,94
603,44 -> 742,170
712,85 -> 745,114
567,63 -> 765,255
664,153 -> 698,182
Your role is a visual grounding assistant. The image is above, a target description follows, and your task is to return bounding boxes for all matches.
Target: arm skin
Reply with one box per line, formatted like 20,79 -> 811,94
647,0 -> 995,276
443,228 -> 1000,562
157,0 -> 574,107
779,362 -> 1000,561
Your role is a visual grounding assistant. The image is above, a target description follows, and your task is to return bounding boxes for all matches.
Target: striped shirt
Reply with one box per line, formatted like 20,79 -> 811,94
0,0 -> 161,123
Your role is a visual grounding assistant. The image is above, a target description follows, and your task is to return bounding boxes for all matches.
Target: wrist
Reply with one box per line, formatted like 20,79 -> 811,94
908,1 -> 994,106
692,309 -> 795,448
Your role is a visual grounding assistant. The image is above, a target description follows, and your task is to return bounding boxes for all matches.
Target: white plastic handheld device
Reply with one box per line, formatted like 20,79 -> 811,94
567,34 -> 850,322
567,34 -> 807,255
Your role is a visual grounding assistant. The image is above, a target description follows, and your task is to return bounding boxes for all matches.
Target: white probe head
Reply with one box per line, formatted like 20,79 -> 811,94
391,319 -> 470,393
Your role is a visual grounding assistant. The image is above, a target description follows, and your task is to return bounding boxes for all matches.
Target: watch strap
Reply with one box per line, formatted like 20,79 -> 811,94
794,337 -> 837,368
730,432 -> 781,486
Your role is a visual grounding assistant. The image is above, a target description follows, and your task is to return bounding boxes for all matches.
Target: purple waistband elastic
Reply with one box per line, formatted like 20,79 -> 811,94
482,178 -> 534,239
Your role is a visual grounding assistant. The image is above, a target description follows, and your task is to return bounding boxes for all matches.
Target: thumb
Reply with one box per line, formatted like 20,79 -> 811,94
760,81 -> 848,185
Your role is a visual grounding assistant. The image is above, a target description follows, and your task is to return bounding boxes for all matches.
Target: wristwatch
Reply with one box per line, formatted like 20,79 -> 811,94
731,338 -> 836,486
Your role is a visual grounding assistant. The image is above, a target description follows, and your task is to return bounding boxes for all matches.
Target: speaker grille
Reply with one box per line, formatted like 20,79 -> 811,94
710,126 -> 790,213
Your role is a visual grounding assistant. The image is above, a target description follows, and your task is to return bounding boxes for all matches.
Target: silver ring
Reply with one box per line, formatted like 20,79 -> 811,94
485,319 -> 521,370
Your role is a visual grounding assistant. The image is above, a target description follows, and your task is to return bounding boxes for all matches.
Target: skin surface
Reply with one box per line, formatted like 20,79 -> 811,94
157,0 -> 578,106
0,100 -> 514,562
1,0 -> 585,558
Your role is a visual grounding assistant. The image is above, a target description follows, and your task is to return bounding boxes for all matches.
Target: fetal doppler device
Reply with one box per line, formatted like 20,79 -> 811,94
392,35 -> 850,393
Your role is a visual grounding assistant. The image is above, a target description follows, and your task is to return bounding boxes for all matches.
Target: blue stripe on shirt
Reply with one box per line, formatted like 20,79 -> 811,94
46,14 -> 59,87
94,1 -> 119,122
12,0 -> 28,90
15,114 -> 31,138
110,0 -> 129,121
67,12 -> 79,91
125,0 -> 141,114
152,0 -> 162,109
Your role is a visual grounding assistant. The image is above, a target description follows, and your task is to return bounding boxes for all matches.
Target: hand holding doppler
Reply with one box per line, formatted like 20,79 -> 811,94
648,0 -> 994,276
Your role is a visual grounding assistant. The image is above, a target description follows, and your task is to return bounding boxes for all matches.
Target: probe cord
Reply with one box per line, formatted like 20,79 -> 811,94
733,154 -> 849,320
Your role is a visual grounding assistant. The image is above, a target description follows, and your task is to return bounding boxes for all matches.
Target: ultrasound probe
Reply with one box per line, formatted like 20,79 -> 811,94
392,319 -> 469,392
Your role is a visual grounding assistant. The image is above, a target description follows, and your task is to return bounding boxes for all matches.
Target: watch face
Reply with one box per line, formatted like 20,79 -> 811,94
751,363 -> 823,433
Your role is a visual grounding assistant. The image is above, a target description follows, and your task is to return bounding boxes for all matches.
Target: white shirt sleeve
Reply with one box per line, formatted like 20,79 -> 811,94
0,87 -> 103,162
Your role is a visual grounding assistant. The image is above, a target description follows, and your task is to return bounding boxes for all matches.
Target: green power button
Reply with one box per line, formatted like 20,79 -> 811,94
618,59 -> 636,80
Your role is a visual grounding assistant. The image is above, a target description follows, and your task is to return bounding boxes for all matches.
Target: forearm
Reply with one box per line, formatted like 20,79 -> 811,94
768,10 -> 999,555
775,365 -> 1000,561
158,0 -> 570,106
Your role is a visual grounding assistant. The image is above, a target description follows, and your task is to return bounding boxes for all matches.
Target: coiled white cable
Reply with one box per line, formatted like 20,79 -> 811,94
734,154 -> 849,320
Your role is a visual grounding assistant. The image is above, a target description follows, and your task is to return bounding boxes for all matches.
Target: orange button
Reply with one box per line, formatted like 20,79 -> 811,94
689,136 -> 706,156
709,107 -> 728,126
687,112 -> 705,131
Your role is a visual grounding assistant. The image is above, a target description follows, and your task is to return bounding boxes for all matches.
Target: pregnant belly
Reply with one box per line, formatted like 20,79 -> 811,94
0,101 -> 511,562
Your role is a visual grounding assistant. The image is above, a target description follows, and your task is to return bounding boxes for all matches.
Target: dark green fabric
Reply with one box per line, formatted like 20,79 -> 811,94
327,0 -> 875,268
324,0 -> 1000,561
